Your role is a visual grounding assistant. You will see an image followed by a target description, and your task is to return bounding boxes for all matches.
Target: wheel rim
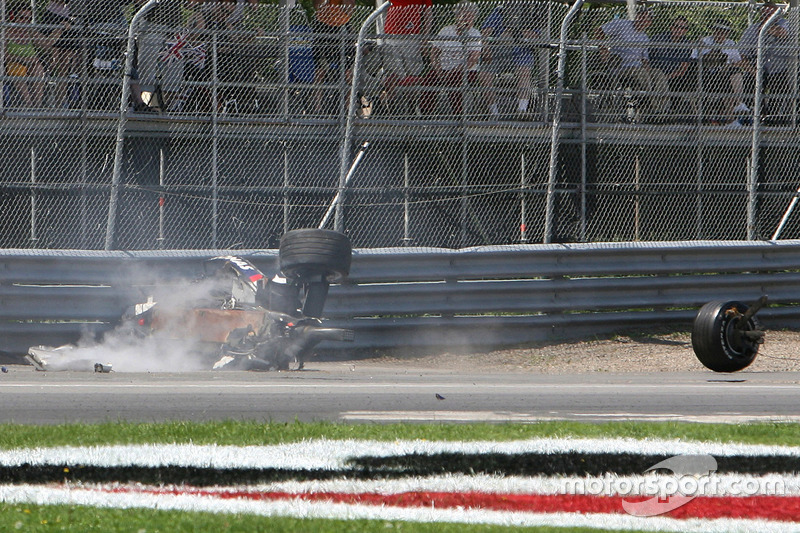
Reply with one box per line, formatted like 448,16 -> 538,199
721,314 -> 757,360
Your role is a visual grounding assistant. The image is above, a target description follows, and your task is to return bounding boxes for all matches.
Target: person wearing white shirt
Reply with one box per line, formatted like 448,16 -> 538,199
418,1 -> 483,115
594,8 -> 669,118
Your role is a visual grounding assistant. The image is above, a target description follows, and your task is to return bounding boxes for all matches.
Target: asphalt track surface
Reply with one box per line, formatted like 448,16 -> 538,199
1,364 -> 800,425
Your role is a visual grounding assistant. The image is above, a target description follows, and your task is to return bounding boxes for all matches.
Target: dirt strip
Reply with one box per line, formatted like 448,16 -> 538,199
343,329 -> 800,374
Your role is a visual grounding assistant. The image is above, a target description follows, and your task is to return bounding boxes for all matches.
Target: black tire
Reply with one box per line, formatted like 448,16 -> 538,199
279,229 -> 352,283
691,300 -> 761,372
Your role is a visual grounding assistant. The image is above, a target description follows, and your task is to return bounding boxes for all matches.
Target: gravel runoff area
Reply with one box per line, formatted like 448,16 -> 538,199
346,328 -> 800,374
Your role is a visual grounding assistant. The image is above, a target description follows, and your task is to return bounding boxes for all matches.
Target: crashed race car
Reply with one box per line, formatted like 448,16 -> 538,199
691,296 -> 768,373
27,229 -> 354,372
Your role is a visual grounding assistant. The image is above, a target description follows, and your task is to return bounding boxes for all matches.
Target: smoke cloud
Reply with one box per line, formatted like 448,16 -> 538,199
29,273 -> 234,373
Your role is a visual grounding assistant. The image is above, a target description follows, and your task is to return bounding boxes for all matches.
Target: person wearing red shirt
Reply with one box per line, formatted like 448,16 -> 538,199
383,0 -> 432,75
379,0 -> 432,114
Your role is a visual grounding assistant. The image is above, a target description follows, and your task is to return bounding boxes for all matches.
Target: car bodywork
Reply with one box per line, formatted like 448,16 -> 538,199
27,229 -> 354,372
132,254 -> 354,371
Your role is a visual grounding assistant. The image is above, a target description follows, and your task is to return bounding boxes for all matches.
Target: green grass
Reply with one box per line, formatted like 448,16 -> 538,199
0,503 -> 647,533
0,419 -> 798,449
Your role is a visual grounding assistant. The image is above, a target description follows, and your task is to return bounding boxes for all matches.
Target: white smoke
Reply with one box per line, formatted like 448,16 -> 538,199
29,272 -> 236,373
67,327 -> 211,373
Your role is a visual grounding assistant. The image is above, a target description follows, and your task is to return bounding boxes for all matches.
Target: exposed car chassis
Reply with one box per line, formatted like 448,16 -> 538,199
27,229 -> 354,372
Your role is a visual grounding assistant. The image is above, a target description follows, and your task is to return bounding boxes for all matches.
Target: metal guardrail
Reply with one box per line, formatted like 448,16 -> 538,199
2,241 -> 800,356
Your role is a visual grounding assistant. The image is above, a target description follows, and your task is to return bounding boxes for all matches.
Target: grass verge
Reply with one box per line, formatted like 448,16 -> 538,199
0,503 -> 646,533
0,419 -> 798,449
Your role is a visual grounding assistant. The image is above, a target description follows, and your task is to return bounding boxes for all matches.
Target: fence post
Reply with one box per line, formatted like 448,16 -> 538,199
403,152 -> 412,245
283,141 -> 290,234
460,133 -> 468,247
1,0 -> 5,116
791,3 -> 799,128
211,28 -> 219,248
520,151 -> 528,243
748,6 -> 784,240
579,32 -> 588,242
30,146 -> 37,246
105,0 -> 160,251
157,147 -> 166,248
280,5 -> 292,120
334,2 -> 389,233
543,0 -> 584,244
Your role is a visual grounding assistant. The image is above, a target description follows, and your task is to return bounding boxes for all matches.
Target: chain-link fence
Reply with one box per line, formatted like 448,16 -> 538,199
0,0 -> 798,250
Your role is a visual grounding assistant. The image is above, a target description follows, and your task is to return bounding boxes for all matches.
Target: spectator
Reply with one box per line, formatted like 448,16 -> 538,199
383,0 -> 432,76
379,0 -> 432,113
168,0 -> 224,113
81,0 -> 128,26
129,0 -> 185,113
739,1 -> 791,118
480,3 -> 542,119
222,0 -> 258,29
71,0 -> 131,110
418,0 -> 483,116
40,1 -> 81,107
650,16 -> 692,94
311,0 -> 356,114
182,0 -> 256,30
288,10 -> 317,85
282,10 -> 317,114
595,8 -> 670,116
692,19 -> 748,125
5,6 -> 67,108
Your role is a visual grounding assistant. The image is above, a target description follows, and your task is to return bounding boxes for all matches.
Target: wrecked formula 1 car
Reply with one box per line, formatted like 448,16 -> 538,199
134,228 -> 355,371
27,229 -> 354,372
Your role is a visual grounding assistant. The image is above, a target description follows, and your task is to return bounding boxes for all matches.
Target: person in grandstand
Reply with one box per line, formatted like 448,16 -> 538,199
5,6 -> 67,108
311,0 -> 356,114
377,0 -> 432,114
40,1 -> 81,107
479,3 -> 544,119
383,0 -> 432,79
594,7 -> 670,116
650,16 -> 692,96
738,1 -> 791,119
691,19 -> 748,126
417,0 -> 483,116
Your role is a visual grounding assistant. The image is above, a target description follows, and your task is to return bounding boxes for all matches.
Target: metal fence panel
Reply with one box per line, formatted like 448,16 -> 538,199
2,1 -> 800,249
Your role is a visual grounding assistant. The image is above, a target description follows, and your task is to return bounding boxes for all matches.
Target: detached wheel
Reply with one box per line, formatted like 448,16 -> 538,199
279,229 -> 352,283
691,300 -> 761,372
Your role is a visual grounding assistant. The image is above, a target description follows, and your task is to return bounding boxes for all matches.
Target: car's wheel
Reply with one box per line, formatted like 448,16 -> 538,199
279,229 -> 352,283
691,300 -> 761,372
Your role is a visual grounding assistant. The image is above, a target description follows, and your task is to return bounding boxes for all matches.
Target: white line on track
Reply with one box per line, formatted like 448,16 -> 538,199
338,411 -> 800,424
1,382 -> 797,391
